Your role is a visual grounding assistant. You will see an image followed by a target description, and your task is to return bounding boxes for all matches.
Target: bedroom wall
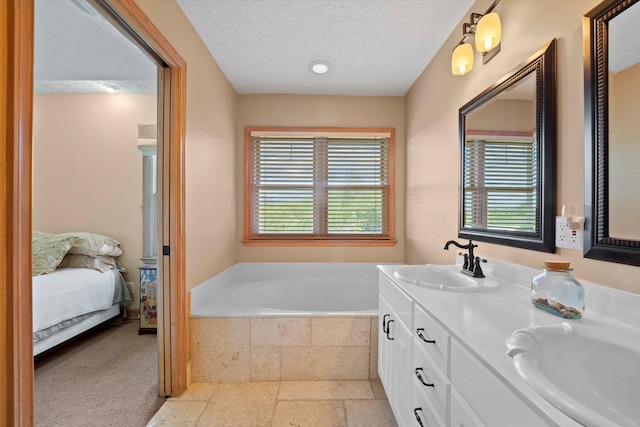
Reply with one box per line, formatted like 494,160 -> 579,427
405,0 -> 640,292
236,94 -> 405,263
136,0 -> 238,291
32,93 -> 156,310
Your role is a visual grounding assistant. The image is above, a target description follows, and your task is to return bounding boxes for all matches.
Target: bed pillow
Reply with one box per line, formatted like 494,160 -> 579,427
57,254 -> 125,273
59,232 -> 124,257
32,232 -> 79,276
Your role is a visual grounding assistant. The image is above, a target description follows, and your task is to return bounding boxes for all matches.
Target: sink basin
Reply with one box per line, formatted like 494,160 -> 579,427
393,264 -> 500,292
506,322 -> 640,427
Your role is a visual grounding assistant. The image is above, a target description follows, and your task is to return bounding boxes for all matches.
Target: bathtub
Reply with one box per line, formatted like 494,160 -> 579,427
189,262 -> 383,382
191,262 -> 380,317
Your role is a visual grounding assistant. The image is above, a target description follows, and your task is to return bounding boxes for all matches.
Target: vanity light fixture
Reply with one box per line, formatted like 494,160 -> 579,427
309,60 -> 330,74
451,0 -> 501,76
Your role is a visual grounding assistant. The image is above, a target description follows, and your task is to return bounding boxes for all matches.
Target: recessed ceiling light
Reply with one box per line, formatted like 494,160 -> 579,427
309,60 -> 330,74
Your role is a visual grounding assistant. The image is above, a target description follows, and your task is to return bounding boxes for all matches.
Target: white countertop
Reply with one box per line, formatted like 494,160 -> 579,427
378,256 -> 640,427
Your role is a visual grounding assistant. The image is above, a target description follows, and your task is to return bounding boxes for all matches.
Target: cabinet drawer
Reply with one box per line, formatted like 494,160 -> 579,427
412,384 -> 446,427
451,340 -> 547,427
451,387 -> 485,427
413,341 -> 449,423
414,303 -> 450,375
380,274 -> 412,328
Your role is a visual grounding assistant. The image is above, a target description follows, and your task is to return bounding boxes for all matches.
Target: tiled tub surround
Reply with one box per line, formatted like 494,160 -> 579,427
378,257 -> 640,426
190,263 -> 381,382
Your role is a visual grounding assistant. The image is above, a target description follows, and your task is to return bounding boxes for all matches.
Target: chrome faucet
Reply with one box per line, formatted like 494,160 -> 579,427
443,239 -> 485,278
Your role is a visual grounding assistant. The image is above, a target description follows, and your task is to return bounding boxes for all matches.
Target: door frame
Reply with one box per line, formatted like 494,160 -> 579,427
2,0 -> 188,424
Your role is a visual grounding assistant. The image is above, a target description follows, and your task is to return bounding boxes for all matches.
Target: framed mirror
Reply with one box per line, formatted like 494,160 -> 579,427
584,0 -> 640,266
458,39 -> 557,252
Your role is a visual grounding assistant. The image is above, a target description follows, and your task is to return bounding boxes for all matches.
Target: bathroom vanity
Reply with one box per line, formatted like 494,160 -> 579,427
378,257 -> 640,427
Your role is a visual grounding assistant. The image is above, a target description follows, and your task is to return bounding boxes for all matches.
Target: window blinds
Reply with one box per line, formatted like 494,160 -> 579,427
463,138 -> 538,234
248,136 -> 391,239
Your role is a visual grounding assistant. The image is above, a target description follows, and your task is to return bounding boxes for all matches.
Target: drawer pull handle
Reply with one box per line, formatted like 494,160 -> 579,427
385,320 -> 394,340
382,314 -> 391,333
415,367 -> 435,387
414,407 -> 425,427
416,328 -> 436,344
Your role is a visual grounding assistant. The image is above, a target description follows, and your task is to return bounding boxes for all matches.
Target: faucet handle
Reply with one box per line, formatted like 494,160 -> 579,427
473,257 -> 487,278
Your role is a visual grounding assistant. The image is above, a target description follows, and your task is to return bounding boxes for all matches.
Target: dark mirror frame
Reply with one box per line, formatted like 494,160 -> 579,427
584,0 -> 640,266
458,39 -> 557,252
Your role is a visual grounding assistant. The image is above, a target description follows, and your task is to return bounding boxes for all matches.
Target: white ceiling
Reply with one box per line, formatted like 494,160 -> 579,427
34,0 -> 157,94
34,0 -> 476,96
608,1 -> 640,74
176,0 -> 474,96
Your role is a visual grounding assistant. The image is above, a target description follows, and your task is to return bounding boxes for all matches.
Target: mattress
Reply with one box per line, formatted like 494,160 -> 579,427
32,268 -> 129,344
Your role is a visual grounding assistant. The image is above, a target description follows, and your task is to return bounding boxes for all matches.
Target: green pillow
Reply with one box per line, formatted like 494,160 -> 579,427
32,231 -> 79,275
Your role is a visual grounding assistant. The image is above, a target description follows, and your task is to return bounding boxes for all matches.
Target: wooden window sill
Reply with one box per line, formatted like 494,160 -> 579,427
243,239 -> 397,247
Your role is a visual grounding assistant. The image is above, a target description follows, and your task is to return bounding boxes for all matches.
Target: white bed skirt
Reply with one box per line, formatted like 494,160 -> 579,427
33,304 -> 121,356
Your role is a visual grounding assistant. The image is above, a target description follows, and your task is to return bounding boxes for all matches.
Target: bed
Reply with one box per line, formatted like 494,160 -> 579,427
32,231 -> 131,357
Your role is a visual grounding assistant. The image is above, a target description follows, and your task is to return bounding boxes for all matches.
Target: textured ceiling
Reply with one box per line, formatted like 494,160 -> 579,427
608,1 -> 640,74
176,0 -> 474,96
34,0 -> 475,96
34,0 -> 157,94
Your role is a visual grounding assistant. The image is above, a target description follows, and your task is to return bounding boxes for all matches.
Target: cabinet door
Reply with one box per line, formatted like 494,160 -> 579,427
451,340 -> 547,426
390,315 -> 413,427
451,387 -> 485,427
379,294 -> 394,390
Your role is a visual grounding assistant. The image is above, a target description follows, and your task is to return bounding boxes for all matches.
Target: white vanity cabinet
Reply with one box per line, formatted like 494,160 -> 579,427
379,270 -> 550,427
379,275 -> 414,427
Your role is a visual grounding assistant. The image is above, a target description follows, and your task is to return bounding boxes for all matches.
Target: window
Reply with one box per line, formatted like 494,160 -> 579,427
463,133 -> 537,233
244,127 -> 395,245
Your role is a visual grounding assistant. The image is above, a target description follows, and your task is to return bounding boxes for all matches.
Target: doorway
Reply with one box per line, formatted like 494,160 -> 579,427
2,0 -> 188,424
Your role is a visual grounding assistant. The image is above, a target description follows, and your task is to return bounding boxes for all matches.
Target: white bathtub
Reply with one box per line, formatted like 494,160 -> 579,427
190,262 -> 383,382
190,262 -> 380,317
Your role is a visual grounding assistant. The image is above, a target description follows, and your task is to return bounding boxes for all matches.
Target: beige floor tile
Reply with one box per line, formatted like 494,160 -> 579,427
369,380 -> 388,400
146,401 -> 206,427
169,383 -> 219,402
311,317 -> 371,347
281,346 -> 370,380
272,401 -> 347,427
279,380 -> 375,401
344,400 -> 397,427
196,382 -> 279,427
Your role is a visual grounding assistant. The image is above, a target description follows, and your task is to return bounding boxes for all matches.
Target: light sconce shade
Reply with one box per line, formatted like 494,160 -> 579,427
475,12 -> 501,52
452,43 -> 474,76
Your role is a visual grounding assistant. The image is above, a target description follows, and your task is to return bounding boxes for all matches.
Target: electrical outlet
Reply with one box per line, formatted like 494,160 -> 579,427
556,217 -> 582,250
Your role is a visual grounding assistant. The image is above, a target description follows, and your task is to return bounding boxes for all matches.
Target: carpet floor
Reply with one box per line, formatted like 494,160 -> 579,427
34,319 -> 166,427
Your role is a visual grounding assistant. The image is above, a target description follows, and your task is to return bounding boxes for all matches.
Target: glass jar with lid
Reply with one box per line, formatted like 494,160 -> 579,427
531,261 -> 585,319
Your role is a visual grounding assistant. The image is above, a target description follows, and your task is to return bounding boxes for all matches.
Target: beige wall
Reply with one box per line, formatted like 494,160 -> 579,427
466,99 -> 535,134
406,0 -> 640,293
609,64 -> 640,240
136,0 -> 238,290
33,93 -> 155,306
237,94 -> 405,263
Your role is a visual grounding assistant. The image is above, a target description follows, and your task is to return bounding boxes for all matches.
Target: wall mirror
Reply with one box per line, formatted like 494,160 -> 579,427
584,0 -> 640,266
459,39 -> 556,252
